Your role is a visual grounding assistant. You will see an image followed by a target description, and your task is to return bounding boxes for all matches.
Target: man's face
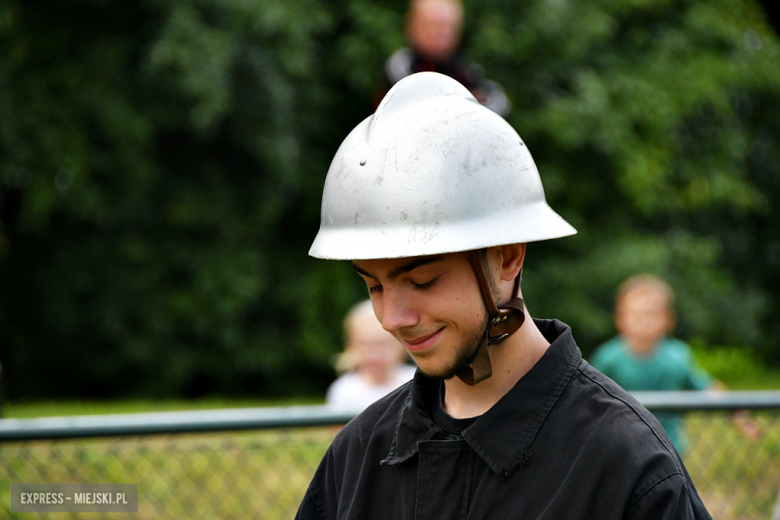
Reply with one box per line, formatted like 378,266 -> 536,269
352,252 -> 486,380
406,0 -> 462,62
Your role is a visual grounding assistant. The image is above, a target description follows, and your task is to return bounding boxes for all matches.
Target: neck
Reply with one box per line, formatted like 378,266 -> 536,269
442,314 -> 550,419
626,336 -> 659,357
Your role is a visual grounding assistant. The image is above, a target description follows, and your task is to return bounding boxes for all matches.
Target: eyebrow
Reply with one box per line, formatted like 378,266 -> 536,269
352,256 -> 445,282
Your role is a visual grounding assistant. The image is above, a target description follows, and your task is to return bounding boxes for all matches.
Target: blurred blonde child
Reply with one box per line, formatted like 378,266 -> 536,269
326,300 -> 416,410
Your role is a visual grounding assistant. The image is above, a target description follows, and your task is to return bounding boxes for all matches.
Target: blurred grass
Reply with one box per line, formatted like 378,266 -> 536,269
3,398 -> 326,419
3,343 -> 777,420
4,352 -> 778,420
725,370 -> 780,390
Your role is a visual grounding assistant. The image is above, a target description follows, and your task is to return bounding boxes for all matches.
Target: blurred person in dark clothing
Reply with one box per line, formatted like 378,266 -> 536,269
374,0 -> 510,116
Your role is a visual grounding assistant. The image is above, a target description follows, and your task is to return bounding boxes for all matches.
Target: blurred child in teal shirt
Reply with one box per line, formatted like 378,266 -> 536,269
592,274 -> 717,454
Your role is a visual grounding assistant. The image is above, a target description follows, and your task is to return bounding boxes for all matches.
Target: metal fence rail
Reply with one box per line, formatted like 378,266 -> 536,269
0,391 -> 778,519
0,406 -> 359,442
1,391 -> 778,442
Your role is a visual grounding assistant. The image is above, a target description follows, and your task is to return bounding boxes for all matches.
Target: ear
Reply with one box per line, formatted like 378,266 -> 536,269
496,243 -> 526,282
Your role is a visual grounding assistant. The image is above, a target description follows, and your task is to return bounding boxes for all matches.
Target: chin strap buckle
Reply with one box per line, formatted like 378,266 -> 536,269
488,302 -> 525,345
457,250 -> 526,386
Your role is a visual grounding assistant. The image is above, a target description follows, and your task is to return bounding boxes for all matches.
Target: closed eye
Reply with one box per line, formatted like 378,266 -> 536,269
368,284 -> 383,294
413,278 -> 437,290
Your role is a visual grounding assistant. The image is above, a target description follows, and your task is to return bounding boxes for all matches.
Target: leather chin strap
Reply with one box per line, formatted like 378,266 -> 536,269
457,250 -> 526,386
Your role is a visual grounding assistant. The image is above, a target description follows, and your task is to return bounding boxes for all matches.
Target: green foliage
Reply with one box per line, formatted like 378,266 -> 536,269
690,341 -> 780,389
4,398 -> 324,419
0,0 -> 365,398
0,0 -> 778,399
466,0 -> 780,357
524,230 -> 767,353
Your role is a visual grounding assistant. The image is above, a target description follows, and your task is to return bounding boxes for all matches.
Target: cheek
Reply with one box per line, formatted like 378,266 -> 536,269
615,313 -> 637,333
368,295 -> 384,323
437,278 -> 482,323
649,314 -> 670,332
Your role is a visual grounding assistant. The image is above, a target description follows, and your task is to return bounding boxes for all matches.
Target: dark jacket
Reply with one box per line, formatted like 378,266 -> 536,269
297,319 -> 711,519
374,47 -> 510,116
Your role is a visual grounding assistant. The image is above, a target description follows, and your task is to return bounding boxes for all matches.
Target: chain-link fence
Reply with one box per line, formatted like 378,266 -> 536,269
0,428 -> 332,519
0,395 -> 778,519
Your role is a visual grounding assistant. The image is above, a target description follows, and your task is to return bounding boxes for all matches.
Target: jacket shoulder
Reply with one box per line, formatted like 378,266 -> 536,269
577,360 -> 677,453
572,362 -> 708,509
624,472 -> 712,519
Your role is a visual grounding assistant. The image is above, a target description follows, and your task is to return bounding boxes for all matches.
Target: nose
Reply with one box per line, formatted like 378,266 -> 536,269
378,288 -> 419,333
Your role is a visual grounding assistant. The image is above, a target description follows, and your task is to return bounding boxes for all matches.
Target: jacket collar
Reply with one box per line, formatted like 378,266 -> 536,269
381,319 -> 582,480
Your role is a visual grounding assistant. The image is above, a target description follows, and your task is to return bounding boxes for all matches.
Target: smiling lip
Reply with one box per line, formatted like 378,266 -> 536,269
402,328 -> 444,352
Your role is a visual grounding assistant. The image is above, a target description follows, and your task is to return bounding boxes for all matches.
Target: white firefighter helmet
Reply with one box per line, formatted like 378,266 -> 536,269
309,71 -> 576,260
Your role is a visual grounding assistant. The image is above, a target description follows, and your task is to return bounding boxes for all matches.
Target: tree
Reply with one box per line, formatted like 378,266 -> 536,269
0,0 -> 778,399
466,0 -> 780,355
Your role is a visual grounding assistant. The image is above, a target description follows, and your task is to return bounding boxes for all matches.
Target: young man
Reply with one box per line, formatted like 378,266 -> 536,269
297,73 -> 711,519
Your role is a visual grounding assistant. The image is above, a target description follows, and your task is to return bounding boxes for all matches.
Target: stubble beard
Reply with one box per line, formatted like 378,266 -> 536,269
415,312 -> 489,381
